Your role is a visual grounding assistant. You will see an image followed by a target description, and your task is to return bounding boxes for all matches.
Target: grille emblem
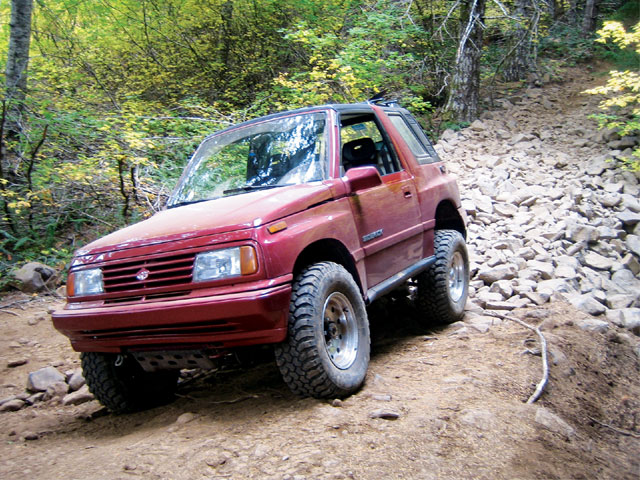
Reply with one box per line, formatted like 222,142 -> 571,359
136,268 -> 150,281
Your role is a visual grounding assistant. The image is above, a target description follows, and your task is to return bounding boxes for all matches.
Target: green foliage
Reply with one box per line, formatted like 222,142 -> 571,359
605,1 -> 640,27
585,21 -> 640,172
440,121 -> 470,132
538,23 -> 596,65
272,1 -> 434,112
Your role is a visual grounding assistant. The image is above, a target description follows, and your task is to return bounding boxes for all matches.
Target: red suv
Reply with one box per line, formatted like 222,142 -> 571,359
52,101 -> 468,413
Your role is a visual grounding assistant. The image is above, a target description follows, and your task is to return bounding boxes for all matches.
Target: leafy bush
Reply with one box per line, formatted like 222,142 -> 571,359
585,21 -> 640,172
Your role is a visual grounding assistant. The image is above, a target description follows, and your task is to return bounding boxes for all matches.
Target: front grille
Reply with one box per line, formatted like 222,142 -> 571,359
101,252 -> 196,294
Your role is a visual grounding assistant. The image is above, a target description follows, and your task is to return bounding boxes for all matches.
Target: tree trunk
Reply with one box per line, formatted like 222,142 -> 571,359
503,0 -> 537,82
5,0 -> 34,103
445,0 -> 486,122
4,0 -> 34,134
582,0 -> 599,35
567,0 -> 578,25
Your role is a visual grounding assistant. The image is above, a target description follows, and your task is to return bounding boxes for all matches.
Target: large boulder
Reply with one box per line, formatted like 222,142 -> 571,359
12,262 -> 59,293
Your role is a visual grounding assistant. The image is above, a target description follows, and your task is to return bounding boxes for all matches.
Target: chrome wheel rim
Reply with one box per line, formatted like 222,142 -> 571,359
449,251 -> 466,303
323,292 -> 358,369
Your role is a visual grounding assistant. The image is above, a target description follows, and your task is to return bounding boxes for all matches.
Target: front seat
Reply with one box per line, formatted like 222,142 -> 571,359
342,138 -> 377,171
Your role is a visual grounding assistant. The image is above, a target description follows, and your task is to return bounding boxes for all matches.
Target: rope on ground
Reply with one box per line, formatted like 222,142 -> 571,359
485,310 -> 549,404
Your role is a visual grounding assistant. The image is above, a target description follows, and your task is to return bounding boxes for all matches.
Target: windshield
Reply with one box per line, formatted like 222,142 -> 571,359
168,112 -> 328,207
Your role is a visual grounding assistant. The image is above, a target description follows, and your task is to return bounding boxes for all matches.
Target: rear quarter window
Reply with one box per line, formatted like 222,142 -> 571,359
389,114 -> 440,165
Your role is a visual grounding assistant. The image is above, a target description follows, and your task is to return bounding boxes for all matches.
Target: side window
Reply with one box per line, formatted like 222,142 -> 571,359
340,115 -> 401,176
401,113 -> 440,164
389,115 -> 428,158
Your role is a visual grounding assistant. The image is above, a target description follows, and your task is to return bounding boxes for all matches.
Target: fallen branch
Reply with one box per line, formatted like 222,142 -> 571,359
485,310 -> 549,404
209,394 -> 259,405
0,308 -> 20,316
0,298 -> 32,310
589,417 -> 640,438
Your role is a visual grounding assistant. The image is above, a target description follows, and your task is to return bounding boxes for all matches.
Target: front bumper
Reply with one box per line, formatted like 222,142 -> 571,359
52,282 -> 292,353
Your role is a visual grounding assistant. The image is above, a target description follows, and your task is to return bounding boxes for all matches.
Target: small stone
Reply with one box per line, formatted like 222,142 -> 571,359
371,394 -> 392,402
330,399 -> 344,408
477,265 -> 517,284
554,265 -> 576,278
466,316 -> 495,333
494,203 -> 518,217
526,260 -> 555,280
0,399 -> 26,412
607,308 -> 640,335
26,392 -> 45,405
577,318 -> 609,333
369,409 -> 400,420
626,235 -> 640,258
27,366 -> 66,392
566,224 -> 599,244
489,280 -> 514,299
567,294 -> 607,316
461,199 -> 477,215
611,269 -> 640,292
606,294 -> 636,310
44,381 -> 69,401
67,370 -> 85,392
617,210 -> 640,226
62,385 -> 94,406
621,255 -> 640,275
7,359 -> 28,368
485,301 -> 518,311
534,407 -> 575,440
524,292 -> 550,306
175,412 -> 197,425
22,431 -> 39,441
583,252 -> 614,271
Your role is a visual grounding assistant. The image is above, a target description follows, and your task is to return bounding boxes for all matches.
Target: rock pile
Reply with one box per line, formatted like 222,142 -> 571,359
436,81 -> 640,342
0,365 -> 93,412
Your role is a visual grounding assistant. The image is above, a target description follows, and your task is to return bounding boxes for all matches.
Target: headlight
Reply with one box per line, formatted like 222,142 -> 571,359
68,268 -> 104,296
193,246 -> 258,282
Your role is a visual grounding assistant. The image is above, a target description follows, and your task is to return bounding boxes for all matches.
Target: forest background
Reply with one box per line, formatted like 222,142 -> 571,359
0,0 -> 638,288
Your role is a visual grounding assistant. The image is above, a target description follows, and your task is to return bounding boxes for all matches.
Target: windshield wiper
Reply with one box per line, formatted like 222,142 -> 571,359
168,184 -> 292,208
222,184 -> 291,195
167,198 -> 215,209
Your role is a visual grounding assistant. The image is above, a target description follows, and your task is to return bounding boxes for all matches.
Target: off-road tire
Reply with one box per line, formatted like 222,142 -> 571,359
416,229 -> 469,325
81,352 -> 178,414
275,262 -> 370,398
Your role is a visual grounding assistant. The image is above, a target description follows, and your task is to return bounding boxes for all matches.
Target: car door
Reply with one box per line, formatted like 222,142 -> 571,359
340,112 -> 423,290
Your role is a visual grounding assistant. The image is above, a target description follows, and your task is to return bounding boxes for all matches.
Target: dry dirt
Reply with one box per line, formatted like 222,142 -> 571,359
1,70 -> 640,480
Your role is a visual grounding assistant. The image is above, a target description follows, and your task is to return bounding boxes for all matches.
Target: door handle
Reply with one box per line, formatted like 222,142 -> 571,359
403,189 -> 412,198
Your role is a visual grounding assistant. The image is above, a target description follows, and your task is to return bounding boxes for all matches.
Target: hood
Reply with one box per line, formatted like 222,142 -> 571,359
77,183 -> 333,256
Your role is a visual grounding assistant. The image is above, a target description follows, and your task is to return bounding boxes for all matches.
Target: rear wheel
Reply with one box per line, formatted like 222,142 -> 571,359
275,262 -> 370,398
81,352 -> 178,414
416,229 -> 469,325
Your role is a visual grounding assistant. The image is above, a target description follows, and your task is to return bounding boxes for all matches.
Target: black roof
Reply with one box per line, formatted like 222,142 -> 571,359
198,101 -> 408,142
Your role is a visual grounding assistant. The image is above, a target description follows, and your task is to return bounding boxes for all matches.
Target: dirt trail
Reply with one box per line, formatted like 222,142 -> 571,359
1,70 -> 639,480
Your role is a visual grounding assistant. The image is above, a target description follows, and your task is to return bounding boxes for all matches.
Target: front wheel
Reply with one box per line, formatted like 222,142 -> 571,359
416,229 -> 469,325
81,352 -> 178,414
275,262 -> 370,398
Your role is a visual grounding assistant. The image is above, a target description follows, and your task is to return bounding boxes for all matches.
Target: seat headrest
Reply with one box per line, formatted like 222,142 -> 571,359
342,138 -> 376,169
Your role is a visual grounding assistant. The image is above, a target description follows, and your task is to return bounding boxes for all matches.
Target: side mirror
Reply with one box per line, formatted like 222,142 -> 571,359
344,166 -> 382,194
